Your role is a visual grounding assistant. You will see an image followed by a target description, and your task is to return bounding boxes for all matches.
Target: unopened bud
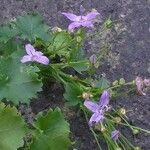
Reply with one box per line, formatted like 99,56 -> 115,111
101,127 -> 106,133
119,108 -> 126,115
113,117 -> 121,123
112,80 -> 119,86
82,92 -> 93,99
52,27 -> 62,33
76,36 -> 82,43
143,79 -> 150,87
134,147 -> 141,150
132,129 -> 139,135
119,78 -> 125,85
89,54 -> 97,65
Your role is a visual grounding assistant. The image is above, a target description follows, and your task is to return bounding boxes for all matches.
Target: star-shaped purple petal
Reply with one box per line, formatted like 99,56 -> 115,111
84,90 -> 110,126
111,130 -> 120,141
62,6 -> 99,32
21,44 -> 49,65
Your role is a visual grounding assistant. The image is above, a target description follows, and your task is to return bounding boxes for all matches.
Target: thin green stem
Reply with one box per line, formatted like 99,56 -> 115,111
82,108 -> 102,150
107,117 -> 150,134
109,81 -> 135,90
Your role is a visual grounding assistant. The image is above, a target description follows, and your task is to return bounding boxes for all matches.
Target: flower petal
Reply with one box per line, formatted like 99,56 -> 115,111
135,77 -> 146,96
99,91 -> 110,107
89,112 -> 104,126
80,5 -> 85,15
62,13 -> 80,22
25,44 -> 36,56
85,11 -> 99,21
89,54 -> 97,64
84,100 -> 99,113
35,51 -> 44,56
143,78 -> 150,87
34,55 -> 49,65
68,22 -> 81,32
21,55 -> 32,63
81,21 -> 94,28
111,130 -> 120,141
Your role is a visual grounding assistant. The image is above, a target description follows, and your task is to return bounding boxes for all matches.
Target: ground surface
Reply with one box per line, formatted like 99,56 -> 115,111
0,0 -> 150,150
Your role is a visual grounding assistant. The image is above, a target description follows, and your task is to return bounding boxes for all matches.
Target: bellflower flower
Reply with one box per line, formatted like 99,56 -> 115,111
135,76 -> 145,96
111,130 -> 120,141
143,78 -> 150,87
21,44 -> 49,65
89,54 -> 97,65
84,91 -> 110,126
62,5 -> 99,32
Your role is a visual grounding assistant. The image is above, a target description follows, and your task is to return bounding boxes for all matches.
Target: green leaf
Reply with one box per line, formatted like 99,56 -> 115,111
70,48 -> 85,61
69,60 -> 89,74
94,77 -> 110,90
0,102 -> 27,150
48,31 -> 72,57
64,82 -> 83,106
0,54 -> 42,104
15,13 -> 50,42
0,40 -> 19,56
0,25 -> 18,43
29,108 -> 71,150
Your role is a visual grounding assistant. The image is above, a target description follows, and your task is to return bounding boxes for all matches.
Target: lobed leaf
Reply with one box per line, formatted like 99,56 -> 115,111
0,25 -> 18,43
0,54 -> 43,104
64,82 -> 83,106
0,102 -> 27,150
15,13 -> 50,42
94,77 -> 110,90
29,108 -> 71,150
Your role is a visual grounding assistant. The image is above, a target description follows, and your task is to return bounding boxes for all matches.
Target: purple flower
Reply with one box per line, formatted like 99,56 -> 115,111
84,91 -> 110,126
21,44 -> 49,65
143,78 -> 150,87
62,6 -> 99,32
135,77 -> 146,96
89,54 -> 97,64
111,130 -> 120,141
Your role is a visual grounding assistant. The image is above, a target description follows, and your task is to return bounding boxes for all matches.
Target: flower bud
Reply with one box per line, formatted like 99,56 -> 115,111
119,108 -> 126,115
119,78 -> 125,85
82,92 -> 93,99
112,80 -> 119,86
52,27 -> 62,33
89,54 -> 97,65
134,147 -> 141,150
132,129 -> 140,135
101,127 -> 106,133
113,117 -> 121,123
143,79 -> 150,87
76,36 -> 82,43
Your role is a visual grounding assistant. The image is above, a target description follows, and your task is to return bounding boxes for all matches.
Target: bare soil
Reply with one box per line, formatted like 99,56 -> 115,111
0,0 -> 150,149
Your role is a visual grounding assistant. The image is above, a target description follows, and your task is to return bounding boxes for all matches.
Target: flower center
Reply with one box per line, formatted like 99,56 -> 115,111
31,55 -> 38,61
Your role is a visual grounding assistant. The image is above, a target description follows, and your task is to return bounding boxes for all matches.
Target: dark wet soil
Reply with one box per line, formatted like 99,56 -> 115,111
0,0 -> 150,150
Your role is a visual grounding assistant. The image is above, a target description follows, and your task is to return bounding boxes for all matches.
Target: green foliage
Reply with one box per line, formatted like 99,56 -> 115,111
29,108 -> 71,150
104,18 -> 113,29
0,25 -> 18,43
15,13 -> 50,42
70,60 -> 89,74
69,48 -> 85,61
94,77 -> 110,90
0,102 -> 27,150
0,54 -> 42,104
64,82 -> 83,106
47,31 -> 72,57
0,40 -> 19,56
